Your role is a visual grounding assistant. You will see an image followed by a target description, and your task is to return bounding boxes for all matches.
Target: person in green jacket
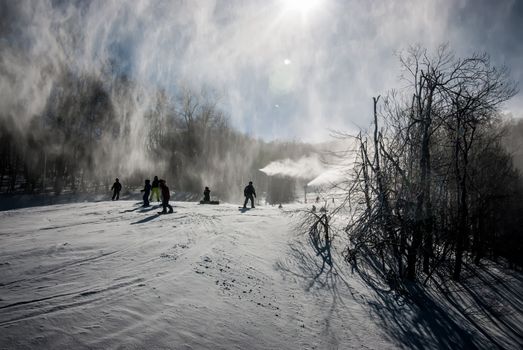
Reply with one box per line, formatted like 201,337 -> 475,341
150,176 -> 161,202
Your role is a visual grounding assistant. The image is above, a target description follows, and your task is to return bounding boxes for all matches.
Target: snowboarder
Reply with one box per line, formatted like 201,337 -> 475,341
200,186 -> 219,205
111,178 -> 122,201
140,179 -> 152,207
243,181 -> 256,209
159,179 -> 173,214
203,186 -> 211,202
150,176 -> 161,202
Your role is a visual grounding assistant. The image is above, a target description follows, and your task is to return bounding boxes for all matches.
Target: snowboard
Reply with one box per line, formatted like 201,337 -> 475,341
200,200 -> 220,205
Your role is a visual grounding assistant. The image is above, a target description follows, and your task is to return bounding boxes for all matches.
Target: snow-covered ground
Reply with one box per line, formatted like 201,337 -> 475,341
0,200 -> 521,349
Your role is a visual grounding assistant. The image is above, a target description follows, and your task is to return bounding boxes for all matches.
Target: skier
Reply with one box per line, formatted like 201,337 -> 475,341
159,179 -> 173,214
111,178 -> 122,201
203,186 -> 211,202
243,181 -> 256,209
150,176 -> 161,202
140,179 -> 152,207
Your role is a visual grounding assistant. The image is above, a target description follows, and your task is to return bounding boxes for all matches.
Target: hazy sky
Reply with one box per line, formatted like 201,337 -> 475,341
1,0 -> 522,142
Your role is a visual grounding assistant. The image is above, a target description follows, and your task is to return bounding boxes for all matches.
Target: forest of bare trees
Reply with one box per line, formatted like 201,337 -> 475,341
0,68 -> 314,201
336,46 -> 521,284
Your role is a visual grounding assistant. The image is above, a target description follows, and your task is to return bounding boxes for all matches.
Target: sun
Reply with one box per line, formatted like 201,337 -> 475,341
281,0 -> 322,14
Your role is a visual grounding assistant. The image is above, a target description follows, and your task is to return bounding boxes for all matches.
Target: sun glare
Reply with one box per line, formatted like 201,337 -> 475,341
282,0 -> 321,14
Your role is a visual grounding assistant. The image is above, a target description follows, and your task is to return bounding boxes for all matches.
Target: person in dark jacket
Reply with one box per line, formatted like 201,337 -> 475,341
111,178 -> 122,200
140,179 -> 152,207
150,176 -> 160,202
243,181 -> 256,208
203,187 -> 211,202
159,179 -> 173,214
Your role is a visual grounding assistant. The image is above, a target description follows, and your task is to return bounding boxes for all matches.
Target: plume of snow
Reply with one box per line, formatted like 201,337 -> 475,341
259,155 -> 324,179
307,167 -> 347,187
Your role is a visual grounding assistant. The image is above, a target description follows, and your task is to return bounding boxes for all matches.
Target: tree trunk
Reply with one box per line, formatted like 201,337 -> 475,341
453,125 -> 468,281
408,84 -> 435,279
372,96 -> 401,275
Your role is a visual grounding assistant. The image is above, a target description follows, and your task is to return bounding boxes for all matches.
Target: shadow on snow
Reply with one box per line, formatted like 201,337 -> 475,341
130,213 -> 160,225
275,231 -> 496,349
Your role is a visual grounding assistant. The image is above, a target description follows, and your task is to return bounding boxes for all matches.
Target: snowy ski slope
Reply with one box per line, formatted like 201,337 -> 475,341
0,200 -> 521,349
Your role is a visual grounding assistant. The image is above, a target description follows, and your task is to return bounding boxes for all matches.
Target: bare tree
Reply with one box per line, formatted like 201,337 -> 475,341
336,45 -> 519,288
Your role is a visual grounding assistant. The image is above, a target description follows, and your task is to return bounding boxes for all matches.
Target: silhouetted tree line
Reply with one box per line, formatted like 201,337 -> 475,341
0,71 -> 120,195
339,46 -> 521,284
0,69 -> 314,201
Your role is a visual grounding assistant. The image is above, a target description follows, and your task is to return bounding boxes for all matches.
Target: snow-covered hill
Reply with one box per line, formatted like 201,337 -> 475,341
0,201 -> 521,349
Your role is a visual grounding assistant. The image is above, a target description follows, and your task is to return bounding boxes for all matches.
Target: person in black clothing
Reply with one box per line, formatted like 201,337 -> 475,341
203,187 -> 211,202
140,179 -> 152,207
150,176 -> 160,202
159,179 -> 173,213
243,181 -> 256,208
111,178 -> 122,200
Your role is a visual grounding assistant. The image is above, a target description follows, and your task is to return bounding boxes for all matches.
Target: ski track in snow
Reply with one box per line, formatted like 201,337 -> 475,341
0,201 -> 382,349
0,200 -> 521,349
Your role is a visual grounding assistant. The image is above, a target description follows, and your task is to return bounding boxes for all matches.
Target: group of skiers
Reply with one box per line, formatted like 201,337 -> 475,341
111,177 -> 257,212
140,176 -> 173,214
111,176 -> 173,214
